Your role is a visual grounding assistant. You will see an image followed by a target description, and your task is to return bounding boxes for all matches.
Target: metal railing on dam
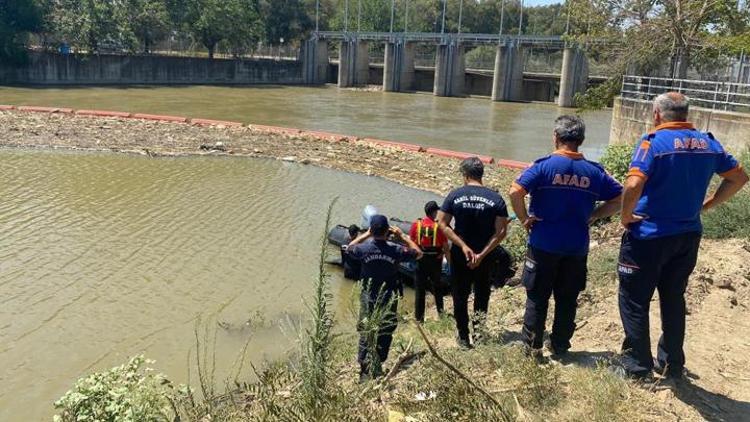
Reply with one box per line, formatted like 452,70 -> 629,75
622,75 -> 750,112
315,31 -> 566,47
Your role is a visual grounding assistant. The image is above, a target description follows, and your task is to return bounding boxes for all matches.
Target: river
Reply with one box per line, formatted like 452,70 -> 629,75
0,85 -> 614,420
0,85 -> 612,161
0,149 -> 441,421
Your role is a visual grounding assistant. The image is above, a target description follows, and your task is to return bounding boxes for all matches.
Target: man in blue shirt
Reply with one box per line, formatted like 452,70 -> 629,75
509,115 -> 623,358
619,92 -> 748,379
348,215 -> 422,381
438,157 -> 509,348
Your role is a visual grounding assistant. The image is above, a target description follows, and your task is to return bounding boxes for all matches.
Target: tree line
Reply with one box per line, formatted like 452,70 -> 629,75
3,0 -> 750,81
2,0 -> 578,62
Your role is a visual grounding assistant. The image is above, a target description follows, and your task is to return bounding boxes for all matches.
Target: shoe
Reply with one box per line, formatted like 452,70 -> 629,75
526,347 -> 547,364
653,361 -> 685,380
359,371 -> 371,383
607,362 -> 653,381
544,339 -> 568,358
457,337 -> 474,350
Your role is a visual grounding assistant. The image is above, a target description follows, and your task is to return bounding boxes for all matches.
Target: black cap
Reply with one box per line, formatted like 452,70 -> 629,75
425,201 -> 439,216
370,214 -> 389,234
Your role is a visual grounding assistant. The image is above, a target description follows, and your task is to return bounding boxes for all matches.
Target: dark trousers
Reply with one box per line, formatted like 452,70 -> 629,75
450,247 -> 492,342
415,253 -> 444,322
618,231 -> 701,376
357,290 -> 399,373
521,247 -> 587,351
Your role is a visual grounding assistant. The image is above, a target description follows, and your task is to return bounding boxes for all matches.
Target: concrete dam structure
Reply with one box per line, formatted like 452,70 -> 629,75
303,32 -> 590,107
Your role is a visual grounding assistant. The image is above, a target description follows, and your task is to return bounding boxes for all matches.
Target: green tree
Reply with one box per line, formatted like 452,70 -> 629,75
185,0 -> 262,58
260,0 -> 312,44
0,0 -> 44,63
224,0 -> 264,57
51,0 -> 119,52
118,0 -> 171,53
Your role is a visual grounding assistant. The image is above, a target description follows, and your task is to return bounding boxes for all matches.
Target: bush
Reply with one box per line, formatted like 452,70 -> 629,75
599,143 -> 633,183
574,77 -> 622,110
703,150 -> 750,239
53,355 -> 175,422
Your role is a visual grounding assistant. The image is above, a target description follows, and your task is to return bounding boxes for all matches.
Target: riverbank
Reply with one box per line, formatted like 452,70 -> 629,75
0,108 -> 523,195
3,110 -> 749,421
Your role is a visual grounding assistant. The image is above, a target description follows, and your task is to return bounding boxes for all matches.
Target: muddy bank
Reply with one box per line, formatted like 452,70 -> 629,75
0,110 -> 520,196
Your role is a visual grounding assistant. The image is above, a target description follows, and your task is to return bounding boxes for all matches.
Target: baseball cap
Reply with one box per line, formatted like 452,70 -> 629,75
369,214 -> 390,234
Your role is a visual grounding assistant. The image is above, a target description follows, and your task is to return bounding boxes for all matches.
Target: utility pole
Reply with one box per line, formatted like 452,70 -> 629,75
345,0 -> 349,32
518,0 -> 524,36
390,0 -> 395,33
565,0 -> 571,36
358,0 -> 362,32
315,0 -> 320,33
441,0 -> 447,34
458,0 -> 464,34
499,0 -> 505,35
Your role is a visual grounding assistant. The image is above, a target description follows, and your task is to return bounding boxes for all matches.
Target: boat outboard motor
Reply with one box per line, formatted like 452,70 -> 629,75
361,205 -> 379,229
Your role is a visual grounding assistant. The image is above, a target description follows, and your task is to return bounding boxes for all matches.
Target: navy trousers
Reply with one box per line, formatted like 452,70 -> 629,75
618,231 -> 701,376
450,246 -> 492,342
357,290 -> 398,373
415,253 -> 444,322
521,247 -> 587,351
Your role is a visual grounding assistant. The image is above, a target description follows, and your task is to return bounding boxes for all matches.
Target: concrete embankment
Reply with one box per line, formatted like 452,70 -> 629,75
609,96 -> 750,151
0,52 -> 303,85
0,108 -> 524,195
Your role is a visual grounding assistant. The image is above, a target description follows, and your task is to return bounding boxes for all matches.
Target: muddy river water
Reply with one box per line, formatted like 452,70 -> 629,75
0,150 -> 441,421
0,85 -> 612,162
0,85 -> 614,420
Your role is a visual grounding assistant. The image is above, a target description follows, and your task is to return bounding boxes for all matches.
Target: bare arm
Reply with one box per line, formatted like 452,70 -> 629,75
347,229 -> 372,247
509,183 -> 541,232
437,210 -> 476,263
703,168 -> 749,211
621,176 -> 646,228
390,226 -> 424,260
590,194 -> 623,224
508,184 -> 529,224
472,216 -> 509,269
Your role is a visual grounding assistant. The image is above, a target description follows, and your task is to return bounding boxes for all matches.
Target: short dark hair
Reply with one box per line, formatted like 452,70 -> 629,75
554,115 -> 586,146
348,224 -> 360,238
460,157 -> 484,181
424,201 -> 439,216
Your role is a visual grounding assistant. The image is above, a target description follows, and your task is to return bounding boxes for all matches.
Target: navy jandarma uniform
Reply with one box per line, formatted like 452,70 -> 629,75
348,237 -> 416,373
515,151 -> 622,352
619,122 -> 741,377
441,185 -> 508,343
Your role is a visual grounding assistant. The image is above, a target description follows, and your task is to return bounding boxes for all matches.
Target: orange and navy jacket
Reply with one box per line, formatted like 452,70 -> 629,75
409,216 -> 447,254
627,121 -> 741,239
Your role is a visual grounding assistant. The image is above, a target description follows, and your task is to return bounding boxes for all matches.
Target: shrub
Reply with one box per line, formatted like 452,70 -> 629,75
703,149 -> 750,239
574,77 -> 622,110
599,143 -> 633,183
53,355 -> 175,422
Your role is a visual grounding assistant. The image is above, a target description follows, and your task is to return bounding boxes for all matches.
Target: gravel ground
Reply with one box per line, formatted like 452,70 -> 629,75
0,110 -> 520,196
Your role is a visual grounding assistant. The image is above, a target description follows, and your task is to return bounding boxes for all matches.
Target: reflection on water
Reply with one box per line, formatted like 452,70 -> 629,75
0,85 -> 612,161
0,149 -> 439,421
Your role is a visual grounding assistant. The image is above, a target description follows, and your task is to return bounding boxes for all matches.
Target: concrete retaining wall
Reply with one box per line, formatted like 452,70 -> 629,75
0,52 -> 304,85
610,97 -> 750,151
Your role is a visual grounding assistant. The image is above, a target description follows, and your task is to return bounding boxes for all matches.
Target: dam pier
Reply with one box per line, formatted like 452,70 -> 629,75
303,32 -> 590,106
